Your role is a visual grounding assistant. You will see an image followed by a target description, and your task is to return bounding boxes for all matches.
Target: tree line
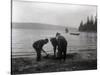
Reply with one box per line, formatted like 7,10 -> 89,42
79,15 -> 97,32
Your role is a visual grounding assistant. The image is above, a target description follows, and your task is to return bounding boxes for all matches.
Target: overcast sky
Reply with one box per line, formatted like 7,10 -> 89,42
12,0 -> 97,28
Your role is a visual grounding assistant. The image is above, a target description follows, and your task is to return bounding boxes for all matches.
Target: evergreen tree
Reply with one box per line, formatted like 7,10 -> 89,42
94,15 -> 97,32
78,15 -> 97,32
79,20 -> 84,31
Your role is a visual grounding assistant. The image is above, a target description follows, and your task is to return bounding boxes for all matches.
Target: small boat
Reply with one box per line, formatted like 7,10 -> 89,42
70,33 -> 80,35
65,28 -> 69,33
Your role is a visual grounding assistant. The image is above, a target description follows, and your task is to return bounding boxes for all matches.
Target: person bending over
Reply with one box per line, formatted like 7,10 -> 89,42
50,37 -> 58,57
33,38 -> 48,61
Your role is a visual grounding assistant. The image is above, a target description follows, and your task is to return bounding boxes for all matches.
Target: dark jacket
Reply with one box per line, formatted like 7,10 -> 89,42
57,35 -> 67,48
33,39 -> 46,50
50,37 -> 58,47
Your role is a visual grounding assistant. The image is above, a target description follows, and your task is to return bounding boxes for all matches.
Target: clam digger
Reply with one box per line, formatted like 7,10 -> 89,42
32,38 -> 49,61
33,33 -> 67,62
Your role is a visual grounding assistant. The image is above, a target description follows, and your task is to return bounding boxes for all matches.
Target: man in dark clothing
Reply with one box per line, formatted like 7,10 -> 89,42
56,33 -> 67,61
33,39 -> 48,61
50,37 -> 58,57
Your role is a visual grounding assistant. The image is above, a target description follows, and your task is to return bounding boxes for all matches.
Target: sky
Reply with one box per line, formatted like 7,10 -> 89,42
12,0 -> 97,28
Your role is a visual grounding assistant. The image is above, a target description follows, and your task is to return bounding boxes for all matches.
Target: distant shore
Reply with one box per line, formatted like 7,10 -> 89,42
11,49 -> 97,74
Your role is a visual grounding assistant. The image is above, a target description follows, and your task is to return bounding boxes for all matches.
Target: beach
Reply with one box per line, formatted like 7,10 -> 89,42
11,49 -> 97,74
11,27 -> 97,74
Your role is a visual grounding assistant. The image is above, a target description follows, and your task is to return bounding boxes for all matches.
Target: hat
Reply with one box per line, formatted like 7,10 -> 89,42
56,32 -> 60,36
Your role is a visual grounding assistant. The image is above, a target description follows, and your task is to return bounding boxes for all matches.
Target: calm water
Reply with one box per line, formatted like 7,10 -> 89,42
12,29 -> 97,57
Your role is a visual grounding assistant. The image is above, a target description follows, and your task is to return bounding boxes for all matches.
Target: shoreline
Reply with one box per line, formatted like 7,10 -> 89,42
11,48 -> 96,58
11,49 -> 97,74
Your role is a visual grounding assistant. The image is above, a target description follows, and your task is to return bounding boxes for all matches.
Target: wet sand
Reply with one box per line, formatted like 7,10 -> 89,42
11,49 -> 97,74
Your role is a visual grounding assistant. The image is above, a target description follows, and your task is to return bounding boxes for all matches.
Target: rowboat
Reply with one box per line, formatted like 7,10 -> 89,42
70,33 -> 80,35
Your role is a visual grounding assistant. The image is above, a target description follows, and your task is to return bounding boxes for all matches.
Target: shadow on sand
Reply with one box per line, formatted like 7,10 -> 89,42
43,53 -> 78,60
